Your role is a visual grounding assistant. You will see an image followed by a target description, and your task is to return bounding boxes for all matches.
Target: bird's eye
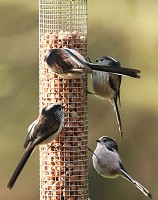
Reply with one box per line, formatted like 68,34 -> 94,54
100,58 -> 103,62
103,139 -> 107,143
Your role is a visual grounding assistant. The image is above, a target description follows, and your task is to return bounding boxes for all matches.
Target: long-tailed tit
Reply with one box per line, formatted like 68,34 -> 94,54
92,136 -> 152,199
92,56 -> 126,138
45,48 -> 141,79
7,103 -> 64,189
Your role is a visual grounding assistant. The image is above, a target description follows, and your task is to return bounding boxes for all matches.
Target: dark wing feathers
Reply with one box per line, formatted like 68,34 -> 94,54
105,138 -> 119,153
24,115 -> 61,149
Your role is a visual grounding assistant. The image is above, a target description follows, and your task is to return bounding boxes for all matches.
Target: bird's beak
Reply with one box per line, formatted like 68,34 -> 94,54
96,139 -> 101,143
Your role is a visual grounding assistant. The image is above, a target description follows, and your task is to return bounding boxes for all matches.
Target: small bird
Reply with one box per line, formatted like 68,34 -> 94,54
92,56 -> 124,138
7,103 -> 64,189
45,48 -> 141,79
92,136 -> 153,199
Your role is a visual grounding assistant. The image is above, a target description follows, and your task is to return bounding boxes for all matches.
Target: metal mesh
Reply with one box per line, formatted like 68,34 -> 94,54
39,0 -> 88,199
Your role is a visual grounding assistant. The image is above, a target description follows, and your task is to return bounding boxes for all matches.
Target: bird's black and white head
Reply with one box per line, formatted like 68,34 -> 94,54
44,48 -> 91,79
45,48 -> 85,67
96,56 -> 121,68
42,103 -> 64,119
45,49 -> 59,67
96,136 -> 118,153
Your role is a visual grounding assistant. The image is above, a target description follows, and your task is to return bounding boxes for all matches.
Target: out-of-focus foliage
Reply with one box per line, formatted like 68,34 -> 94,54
0,0 -> 157,200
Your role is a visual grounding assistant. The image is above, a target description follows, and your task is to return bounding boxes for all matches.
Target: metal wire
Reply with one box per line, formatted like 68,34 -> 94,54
39,0 -> 88,199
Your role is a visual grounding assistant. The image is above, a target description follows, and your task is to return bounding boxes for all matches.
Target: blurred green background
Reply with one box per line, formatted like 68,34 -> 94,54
0,0 -> 158,199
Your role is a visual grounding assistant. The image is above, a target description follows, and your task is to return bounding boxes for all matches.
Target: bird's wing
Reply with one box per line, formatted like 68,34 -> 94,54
120,163 -> 152,199
30,115 -> 62,148
65,48 -> 87,62
105,140 -> 119,153
65,49 -> 92,73
109,74 -> 122,103
23,120 -> 39,148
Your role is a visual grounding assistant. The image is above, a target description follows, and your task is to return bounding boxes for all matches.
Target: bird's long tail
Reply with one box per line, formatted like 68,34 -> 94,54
7,147 -> 34,189
88,63 -> 141,78
120,168 -> 153,199
113,99 -> 123,139
65,48 -> 141,78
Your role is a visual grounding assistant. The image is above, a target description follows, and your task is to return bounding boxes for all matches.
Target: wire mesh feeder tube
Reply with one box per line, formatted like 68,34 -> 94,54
39,0 -> 88,199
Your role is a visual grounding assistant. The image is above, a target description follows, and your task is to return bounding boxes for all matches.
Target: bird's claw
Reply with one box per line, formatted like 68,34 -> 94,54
86,89 -> 95,95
